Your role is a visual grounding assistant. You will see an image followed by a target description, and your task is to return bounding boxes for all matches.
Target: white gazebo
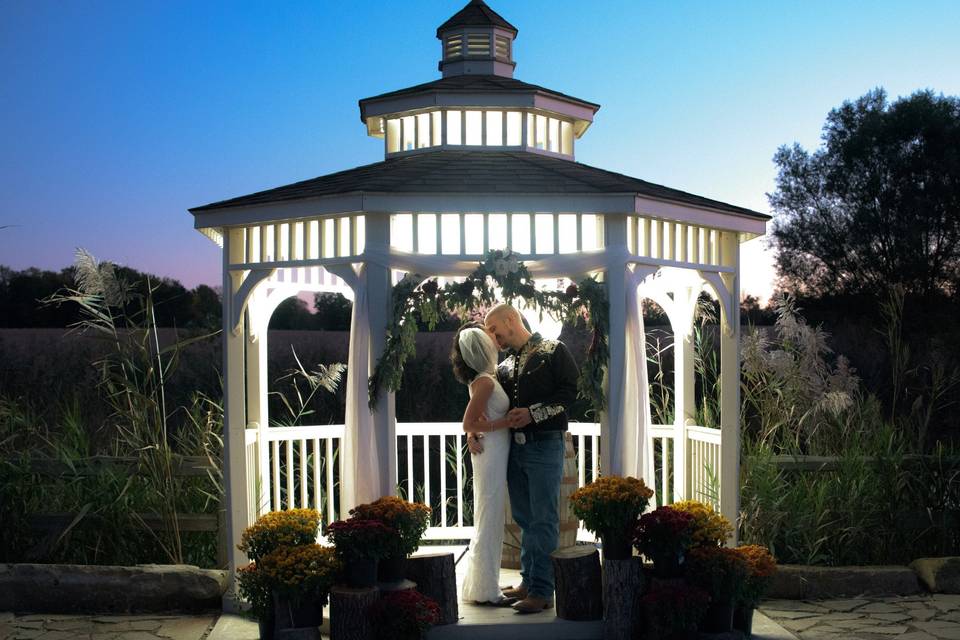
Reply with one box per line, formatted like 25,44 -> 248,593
189,0 -> 769,584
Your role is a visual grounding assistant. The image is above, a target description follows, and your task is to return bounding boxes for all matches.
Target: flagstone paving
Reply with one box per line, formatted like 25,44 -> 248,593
0,613 -> 217,640
760,594 -> 960,640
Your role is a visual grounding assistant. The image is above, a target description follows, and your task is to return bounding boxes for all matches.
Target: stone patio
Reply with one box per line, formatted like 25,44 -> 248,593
0,613 -> 217,640
760,593 -> 960,640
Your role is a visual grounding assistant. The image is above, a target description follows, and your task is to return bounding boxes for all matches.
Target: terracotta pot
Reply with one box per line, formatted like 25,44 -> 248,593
699,601 -> 734,633
377,553 -> 408,583
271,590 -> 323,630
344,557 -> 378,588
733,605 -> 755,637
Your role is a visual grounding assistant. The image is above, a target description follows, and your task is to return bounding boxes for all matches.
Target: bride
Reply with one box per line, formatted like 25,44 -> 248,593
450,321 -> 516,606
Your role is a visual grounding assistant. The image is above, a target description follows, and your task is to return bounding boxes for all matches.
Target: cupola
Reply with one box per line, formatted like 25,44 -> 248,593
437,0 -> 518,78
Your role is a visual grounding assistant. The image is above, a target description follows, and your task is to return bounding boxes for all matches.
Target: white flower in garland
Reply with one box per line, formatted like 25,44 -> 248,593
491,251 -> 521,277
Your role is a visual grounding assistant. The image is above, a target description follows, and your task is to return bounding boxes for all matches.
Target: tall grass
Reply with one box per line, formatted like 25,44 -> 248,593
0,249 -> 225,565
736,293 -> 960,564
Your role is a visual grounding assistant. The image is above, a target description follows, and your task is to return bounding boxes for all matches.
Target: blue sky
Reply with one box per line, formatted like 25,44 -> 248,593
1,0 -> 958,301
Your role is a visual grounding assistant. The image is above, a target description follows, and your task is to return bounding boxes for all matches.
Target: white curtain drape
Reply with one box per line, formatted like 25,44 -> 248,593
623,265 -> 656,500
338,263 -> 378,514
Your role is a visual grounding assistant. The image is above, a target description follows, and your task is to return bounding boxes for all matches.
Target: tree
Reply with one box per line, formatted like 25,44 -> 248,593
269,296 -> 315,330
769,89 -> 960,299
313,292 -> 352,330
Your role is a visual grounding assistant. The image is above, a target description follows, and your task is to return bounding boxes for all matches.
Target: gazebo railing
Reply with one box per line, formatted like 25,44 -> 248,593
244,421 -> 721,539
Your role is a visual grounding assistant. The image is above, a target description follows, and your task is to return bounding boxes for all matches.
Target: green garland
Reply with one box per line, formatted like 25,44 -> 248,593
367,250 -> 609,416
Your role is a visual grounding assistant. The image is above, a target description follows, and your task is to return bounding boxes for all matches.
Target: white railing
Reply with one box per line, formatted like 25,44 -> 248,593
687,425 -> 722,511
244,421 -> 723,539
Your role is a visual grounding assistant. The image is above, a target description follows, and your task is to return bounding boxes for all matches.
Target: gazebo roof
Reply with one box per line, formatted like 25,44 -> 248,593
190,150 -> 769,220
436,0 -> 518,37
357,74 -> 600,124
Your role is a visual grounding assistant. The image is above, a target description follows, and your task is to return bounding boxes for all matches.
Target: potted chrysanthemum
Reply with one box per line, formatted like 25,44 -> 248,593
259,543 -> 341,631
325,518 -> 396,587
371,590 -> 441,640
685,546 -> 749,633
236,508 -> 322,639
639,584 -> 710,640
732,544 -> 777,637
633,506 -> 696,578
569,475 -> 654,560
349,496 -> 431,582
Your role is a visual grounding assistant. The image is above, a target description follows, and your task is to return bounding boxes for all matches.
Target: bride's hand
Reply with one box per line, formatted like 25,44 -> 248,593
467,435 -> 484,455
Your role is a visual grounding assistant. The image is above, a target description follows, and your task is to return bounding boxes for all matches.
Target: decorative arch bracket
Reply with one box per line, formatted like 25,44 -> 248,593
698,270 -> 736,337
228,268 -> 276,336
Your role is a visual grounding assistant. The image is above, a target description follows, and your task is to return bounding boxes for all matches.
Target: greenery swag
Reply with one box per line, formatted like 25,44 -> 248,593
367,250 -> 609,415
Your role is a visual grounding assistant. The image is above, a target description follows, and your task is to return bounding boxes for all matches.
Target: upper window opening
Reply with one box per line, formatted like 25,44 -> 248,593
445,35 -> 463,59
495,35 -> 510,59
467,34 -> 490,56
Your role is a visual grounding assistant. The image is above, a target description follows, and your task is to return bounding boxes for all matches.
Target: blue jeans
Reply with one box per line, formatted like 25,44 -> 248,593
507,436 -> 565,599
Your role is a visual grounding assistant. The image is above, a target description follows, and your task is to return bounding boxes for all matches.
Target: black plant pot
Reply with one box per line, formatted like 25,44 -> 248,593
271,591 -> 324,630
600,533 -> 632,560
377,553 -> 408,583
651,552 -> 685,578
344,557 -> 378,588
700,602 -> 734,633
257,613 -> 275,640
733,605 -> 755,637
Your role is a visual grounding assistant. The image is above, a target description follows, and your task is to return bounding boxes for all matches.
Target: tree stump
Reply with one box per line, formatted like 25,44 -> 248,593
551,545 -> 602,621
378,578 -> 417,595
602,557 -> 644,640
405,553 -> 459,625
329,585 -> 378,640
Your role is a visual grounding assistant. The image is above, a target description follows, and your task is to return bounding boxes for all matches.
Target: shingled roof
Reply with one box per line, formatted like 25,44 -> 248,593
358,75 -> 600,122
436,0 -> 518,37
190,150 -> 769,220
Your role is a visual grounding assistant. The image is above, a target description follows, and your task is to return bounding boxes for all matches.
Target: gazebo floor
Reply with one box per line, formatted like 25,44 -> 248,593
422,544 -> 601,640
211,544 -> 793,640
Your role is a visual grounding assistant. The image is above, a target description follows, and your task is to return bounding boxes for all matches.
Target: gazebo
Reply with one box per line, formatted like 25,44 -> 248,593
189,0 -> 769,585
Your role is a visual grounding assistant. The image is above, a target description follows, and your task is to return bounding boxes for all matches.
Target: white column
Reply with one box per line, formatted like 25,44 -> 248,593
719,235 -> 741,545
602,215 -> 628,476
365,215 -> 397,499
246,292 -> 270,517
222,229 -> 251,597
670,284 -> 698,503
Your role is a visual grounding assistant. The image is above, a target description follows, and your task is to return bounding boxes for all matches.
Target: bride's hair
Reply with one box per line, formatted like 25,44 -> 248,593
450,321 -> 486,385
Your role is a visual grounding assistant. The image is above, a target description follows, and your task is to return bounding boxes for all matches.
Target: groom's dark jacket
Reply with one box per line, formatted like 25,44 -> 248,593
496,333 -> 580,434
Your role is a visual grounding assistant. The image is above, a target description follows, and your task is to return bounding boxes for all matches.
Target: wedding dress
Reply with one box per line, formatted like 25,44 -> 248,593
460,371 -> 511,603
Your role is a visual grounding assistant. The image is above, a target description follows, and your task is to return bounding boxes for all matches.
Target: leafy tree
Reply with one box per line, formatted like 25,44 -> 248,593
269,296 -> 314,330
313,292 -> 352,330
769,88 -> 960,299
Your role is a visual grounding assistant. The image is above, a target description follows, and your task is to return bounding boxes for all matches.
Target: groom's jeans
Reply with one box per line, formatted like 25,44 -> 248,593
507,435 -> 565,599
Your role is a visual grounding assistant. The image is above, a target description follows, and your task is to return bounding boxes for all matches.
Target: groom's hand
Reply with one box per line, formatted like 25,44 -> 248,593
508,408 -> 532,428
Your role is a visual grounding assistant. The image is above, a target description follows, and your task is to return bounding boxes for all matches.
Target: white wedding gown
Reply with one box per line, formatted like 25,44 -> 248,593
460,372 -> 511,603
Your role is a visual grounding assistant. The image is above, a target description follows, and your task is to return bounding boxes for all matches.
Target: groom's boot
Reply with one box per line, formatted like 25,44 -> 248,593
512,595 -> 553,614
501,583 -> 528,599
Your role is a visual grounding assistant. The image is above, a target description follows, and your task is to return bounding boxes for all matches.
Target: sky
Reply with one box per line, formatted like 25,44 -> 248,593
1,1 -> 959,304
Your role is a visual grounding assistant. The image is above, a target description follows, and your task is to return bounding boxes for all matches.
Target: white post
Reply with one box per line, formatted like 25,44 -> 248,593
719,234 -> 740,544
246,293 -> 270,517
602,215 -> 628,476
365,214 -> 398,499
222,229 -> 251,603
670,284 -> 698,503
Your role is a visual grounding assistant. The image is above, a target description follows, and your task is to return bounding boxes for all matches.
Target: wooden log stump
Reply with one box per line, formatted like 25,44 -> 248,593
551,545 -> 602,621
378,578 -> 417,594
602,557 -> 644,640
405,553 -> 459,625
329,585 -> 378,640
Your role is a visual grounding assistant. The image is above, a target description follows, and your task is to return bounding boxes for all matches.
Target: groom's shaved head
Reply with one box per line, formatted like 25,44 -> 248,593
485,304 -> 530,351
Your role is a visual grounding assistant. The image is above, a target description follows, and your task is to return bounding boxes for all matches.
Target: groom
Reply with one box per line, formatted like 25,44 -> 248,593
484,304 -> 579,614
